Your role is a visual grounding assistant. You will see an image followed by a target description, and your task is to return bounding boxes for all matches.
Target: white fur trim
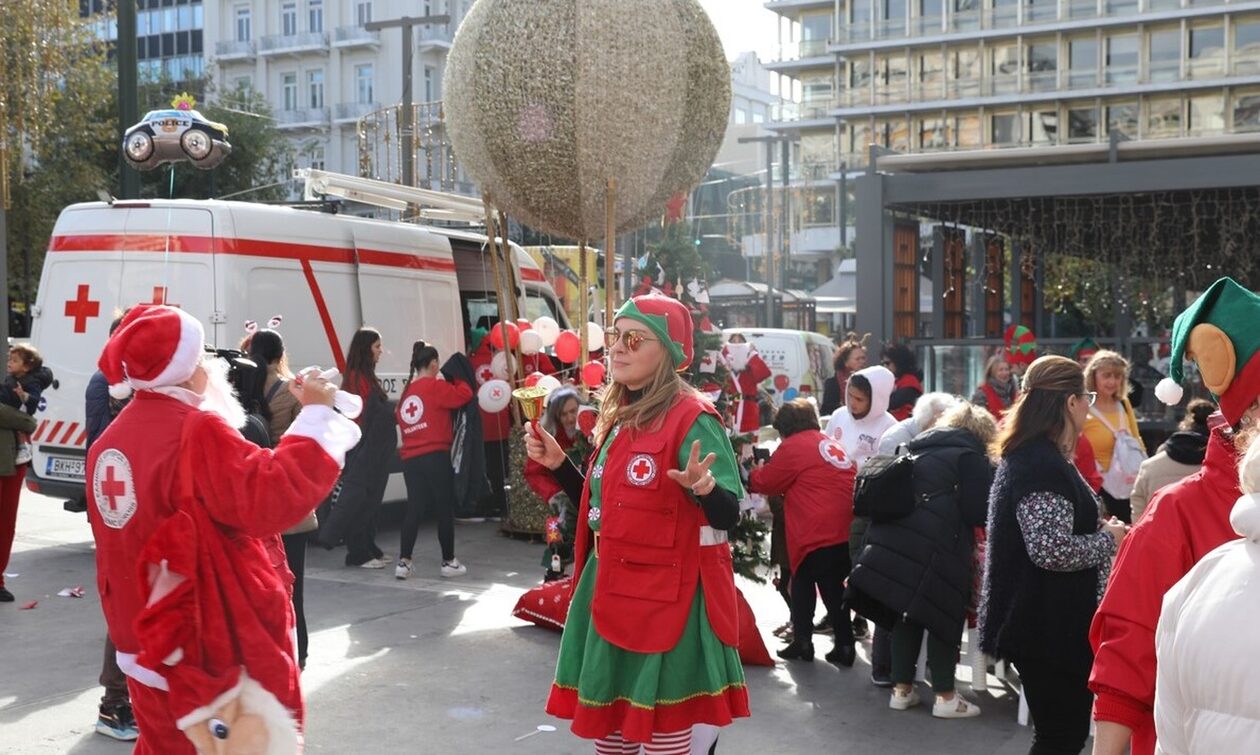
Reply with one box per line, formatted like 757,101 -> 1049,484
282,404 -> 362,468
145,558 -> 189,607
1155,377 -> 1185,406
128,310 -> 204,390
163,647 -> 185,665
109,383 -> 133,400
177,672 -> 298,755
116,651 -> 170,691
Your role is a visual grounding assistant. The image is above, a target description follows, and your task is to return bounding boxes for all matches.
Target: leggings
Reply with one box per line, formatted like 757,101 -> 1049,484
595,729 -> 694,755
890,618 -> 957,693
401,450 -> 456,562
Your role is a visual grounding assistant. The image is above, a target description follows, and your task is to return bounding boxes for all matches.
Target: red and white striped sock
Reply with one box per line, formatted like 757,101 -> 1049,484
595,732 -> 641,755
642,728 -> 693,755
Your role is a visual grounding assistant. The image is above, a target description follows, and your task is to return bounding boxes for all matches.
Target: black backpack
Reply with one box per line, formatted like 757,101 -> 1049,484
852,449 -> 917,522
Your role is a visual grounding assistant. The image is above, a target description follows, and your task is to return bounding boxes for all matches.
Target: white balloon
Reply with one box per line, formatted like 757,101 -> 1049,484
536,375 -> 562,396
585,321 -> 604,352
478,379 -> 512,413
490,350 -> 509,380
533,316 -> 561,347
520,329 -> 544,355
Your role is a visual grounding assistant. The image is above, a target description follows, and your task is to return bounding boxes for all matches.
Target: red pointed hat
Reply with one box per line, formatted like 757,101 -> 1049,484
99,304 -> 205,399
614,294 -> 694,371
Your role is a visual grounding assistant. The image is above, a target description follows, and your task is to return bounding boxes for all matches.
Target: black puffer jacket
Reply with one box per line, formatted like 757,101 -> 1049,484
846,427 -> 994,646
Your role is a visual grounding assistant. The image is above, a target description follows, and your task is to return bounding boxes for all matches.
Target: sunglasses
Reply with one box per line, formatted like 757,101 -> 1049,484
604,328 -> 658,351
1080,391 -> 1097,406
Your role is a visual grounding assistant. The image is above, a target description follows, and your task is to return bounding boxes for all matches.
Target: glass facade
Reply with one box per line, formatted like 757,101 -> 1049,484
83,0 -> 204,83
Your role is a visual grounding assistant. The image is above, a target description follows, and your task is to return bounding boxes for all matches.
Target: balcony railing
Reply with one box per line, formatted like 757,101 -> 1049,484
215,39 -> 256,60
335,102 -> 379,122
276,108 -> 330,127
770,39 -> 833,63
333,25 -> 381,47
259,32 -> 329,55
774,97 -> 839,121
417,24 -> 456,46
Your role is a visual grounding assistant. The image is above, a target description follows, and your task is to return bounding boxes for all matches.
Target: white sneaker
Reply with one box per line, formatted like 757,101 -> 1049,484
454,517 -> 486,524
358,558 -> 387,570
932,694 -> 981,719
889,688 -> 921,711
395,559 -> 413,580
14,443 -> 31,466
440,559 -> 467,578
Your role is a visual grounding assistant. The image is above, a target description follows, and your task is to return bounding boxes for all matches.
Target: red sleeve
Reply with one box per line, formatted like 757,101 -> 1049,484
1075,435 -> 1103,492
191,413 -> 342,537
525,456 -> 563,501
748,438 -> 800,496
433,378 -> 474,409
1088,513 -> 1191,727
745,353 -> 772,384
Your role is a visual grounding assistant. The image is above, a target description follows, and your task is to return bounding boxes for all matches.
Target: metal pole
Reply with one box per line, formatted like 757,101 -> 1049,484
401,24 -> 414,189
839,161 -> 848,248
118,0 -> 139,199
764,143 -> 774,328
780,139 -> 790,326
0,207 -> 7,343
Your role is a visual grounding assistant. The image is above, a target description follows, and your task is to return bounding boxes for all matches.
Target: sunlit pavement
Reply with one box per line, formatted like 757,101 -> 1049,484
1,490 -> 1042,754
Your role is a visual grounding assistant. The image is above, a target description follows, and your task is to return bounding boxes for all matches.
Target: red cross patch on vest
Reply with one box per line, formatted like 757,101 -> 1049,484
819,438 -> 853,470
626,454 -> 658,486
92,449 -> 138,529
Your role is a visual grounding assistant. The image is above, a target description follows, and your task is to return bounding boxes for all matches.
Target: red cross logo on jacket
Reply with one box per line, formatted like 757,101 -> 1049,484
626,454 -> 658,486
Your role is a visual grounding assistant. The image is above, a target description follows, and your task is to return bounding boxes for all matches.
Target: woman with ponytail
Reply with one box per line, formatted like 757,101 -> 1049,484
394,340 -> 474,580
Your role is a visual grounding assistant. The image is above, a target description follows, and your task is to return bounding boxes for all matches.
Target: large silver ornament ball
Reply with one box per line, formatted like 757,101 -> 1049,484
444,0 -> 731,241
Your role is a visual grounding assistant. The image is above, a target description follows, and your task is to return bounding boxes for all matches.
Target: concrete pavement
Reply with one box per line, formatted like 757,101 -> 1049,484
0,490 -> 1042,754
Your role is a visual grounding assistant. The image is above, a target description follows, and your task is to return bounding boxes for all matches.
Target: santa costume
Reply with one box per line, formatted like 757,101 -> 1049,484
722,340 -> 771,435
87,305 -> 360,754
1088,278 -> 1258,755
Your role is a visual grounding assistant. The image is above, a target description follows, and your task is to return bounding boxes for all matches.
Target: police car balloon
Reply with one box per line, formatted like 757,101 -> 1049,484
122,108 -> 231,171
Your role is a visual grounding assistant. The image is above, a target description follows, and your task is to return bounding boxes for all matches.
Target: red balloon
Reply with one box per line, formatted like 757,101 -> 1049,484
488,321 -> 520,350
524,371 -> 545,387
581,360 -> 607,387
577,408 -> 597,436
773,374 -> 790,391
516,318 -> 533,331
554,330 -> 581,362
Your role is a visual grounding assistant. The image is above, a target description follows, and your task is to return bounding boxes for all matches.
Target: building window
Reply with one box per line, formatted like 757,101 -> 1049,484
877,53 -> 908,103
356,63 -> 374,104
1148,28 -> 1181,82
235,6 -> 250,42
949,46 -> 980,97
1068,36 -> 1098,88
424,66 -> 436,102
955,113 -> 981,146
1106,101 -> 1139,137
1147,96 -> 1182,138
1236,19 -> 1260,74
282,3 -> 297,37
308,144 -> 325,171
991,112 -> 1018,144
851,0 -> 873,38
1026,42 -> 1057,91
1025,109 -> 1057,144
1105,0 -> 1137,17
233,75 -> 253,94
1025,0 -> 1057,23
1067,106 -> 1098,142
282,72 -> 298,111
917,0 -> 941,34
800,13 -> 830,56
918,117 -> 947,149
990,44 -> 1019,94
880,0 -> 907,35
735,108 -> 748,124
992,0 -> 1017,28
308,69 -> 324,109
1105,33 -> 1138,84
1189,25 -> 1225,79
1189,93 -> 1225,134
1233,90 -> 1260,132
356,1 -> 373,26
918,50 -> 945,99
308,0 -> 323,33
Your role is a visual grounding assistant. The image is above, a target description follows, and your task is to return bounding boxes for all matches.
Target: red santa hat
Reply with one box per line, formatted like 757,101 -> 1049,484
99,305 -> 205,399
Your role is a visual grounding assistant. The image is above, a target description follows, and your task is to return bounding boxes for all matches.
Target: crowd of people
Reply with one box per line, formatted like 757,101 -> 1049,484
5,274 -> 1260,754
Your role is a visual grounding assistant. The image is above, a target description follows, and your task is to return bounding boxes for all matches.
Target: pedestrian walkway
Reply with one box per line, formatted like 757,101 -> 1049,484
1,491 -> 1036,754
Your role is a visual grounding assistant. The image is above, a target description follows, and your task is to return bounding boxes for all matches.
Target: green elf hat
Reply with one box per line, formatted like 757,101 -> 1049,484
1157,277 -> 1260,425
1004,324 -> 1038,366
1071,338 -> 1100,363
614,294 -> 694,371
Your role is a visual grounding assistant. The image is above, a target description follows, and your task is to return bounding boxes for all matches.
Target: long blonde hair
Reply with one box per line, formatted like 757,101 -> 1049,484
1083,350 -> 1130,402
593,353 -> 702,446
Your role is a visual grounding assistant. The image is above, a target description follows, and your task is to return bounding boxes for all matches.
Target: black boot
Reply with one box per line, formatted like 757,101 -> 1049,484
825,642 -> 857,667
777,640 -> 814,662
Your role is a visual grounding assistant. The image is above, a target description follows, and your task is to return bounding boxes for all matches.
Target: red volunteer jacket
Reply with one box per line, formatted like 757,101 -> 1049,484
889,373 -> 924,421
86,392 -> 342,718
525,428 -> 576,502
748,430 -> 855,572
570,393 -> 738,654
1088,426 -> 1241,755
728,354 -> 771,434
396,375 -> 473,460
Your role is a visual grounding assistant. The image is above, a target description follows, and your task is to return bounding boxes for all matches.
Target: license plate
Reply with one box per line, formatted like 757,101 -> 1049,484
45,456 -> 85,480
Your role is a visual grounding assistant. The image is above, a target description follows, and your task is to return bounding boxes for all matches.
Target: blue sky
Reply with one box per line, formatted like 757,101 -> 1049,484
697,0 -> 781,61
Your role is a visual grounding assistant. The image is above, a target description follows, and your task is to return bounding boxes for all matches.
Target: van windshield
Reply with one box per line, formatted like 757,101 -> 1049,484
462,289 -> 562,334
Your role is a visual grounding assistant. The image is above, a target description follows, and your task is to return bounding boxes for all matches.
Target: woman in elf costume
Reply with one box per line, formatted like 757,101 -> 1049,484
525,294 -> 750,754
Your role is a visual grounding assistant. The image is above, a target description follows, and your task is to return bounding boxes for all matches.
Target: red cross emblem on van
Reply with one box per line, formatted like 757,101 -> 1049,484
626,454 -> 658,486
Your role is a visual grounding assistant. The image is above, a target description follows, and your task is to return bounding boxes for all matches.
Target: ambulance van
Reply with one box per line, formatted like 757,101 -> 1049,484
26,198 -> 566,501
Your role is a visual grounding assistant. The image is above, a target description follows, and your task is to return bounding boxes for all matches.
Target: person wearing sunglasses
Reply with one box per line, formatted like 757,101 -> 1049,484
525,294 -> 749,754
980,355 -> 1128,755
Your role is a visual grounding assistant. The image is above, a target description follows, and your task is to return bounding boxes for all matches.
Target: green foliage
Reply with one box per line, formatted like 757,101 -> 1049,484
730,511 -> 771,584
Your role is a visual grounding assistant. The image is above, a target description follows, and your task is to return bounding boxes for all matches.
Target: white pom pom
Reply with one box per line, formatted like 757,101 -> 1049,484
1155,377 -> 1184,406
108,383 -> 133,400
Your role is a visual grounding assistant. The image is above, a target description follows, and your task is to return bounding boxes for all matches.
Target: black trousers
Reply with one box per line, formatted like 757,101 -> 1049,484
790,543 -> 855,647
479,439 -> 508,517
1013,657 -> 1094,755
343,473 -> 388,565
100,635 -> 129,708
401,450 -> 456,562
281,533 -> 308,668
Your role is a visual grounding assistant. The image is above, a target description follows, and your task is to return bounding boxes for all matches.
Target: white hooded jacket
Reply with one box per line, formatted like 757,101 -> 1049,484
1154,443 -> 1260,755
823,365 -> 897,470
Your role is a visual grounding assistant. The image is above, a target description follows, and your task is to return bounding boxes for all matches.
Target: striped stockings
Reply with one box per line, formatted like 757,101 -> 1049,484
595,729 -> 693,755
